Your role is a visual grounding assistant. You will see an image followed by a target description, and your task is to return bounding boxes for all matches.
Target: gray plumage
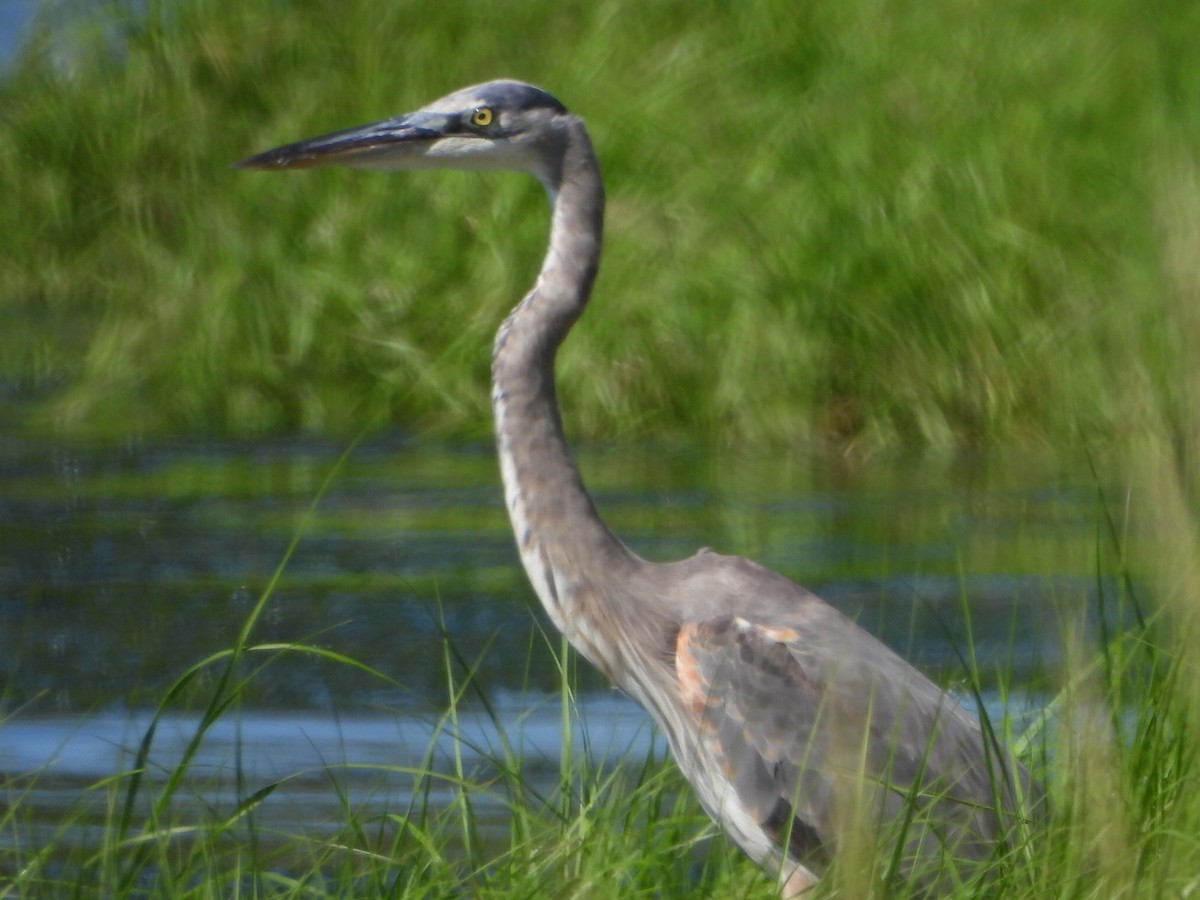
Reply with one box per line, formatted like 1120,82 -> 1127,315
236,80 -> 1035,894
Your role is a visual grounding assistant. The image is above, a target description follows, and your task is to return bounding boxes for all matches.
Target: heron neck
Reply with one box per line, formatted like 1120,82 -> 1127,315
491,118 -> 633,649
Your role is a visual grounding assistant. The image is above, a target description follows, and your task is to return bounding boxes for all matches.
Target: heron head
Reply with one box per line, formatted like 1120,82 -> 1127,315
234,80 -> 574,190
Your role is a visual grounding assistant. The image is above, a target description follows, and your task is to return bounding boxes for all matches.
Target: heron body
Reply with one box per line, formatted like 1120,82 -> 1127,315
237,80 -> 1032,894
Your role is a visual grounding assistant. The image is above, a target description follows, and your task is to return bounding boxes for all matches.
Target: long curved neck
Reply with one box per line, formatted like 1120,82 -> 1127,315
491,117 -> 634,658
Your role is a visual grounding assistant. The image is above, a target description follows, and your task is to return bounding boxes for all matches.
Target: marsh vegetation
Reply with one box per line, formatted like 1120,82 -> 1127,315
3,0 -> 1200,895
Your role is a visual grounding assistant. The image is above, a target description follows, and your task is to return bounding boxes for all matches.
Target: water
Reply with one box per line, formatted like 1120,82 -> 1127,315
0,431 -> 1099,850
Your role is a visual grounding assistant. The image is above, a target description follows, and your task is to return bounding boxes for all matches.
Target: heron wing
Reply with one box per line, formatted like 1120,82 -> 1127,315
674,615 -> 838,866
674,613 -> 1000,873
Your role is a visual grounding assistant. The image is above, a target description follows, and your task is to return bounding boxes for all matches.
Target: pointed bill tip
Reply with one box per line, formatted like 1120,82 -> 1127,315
232,115 -> 440,173
230,145 -> 328,171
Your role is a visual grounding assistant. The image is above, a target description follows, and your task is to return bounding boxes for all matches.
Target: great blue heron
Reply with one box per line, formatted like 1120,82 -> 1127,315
236,80 -> 1034,894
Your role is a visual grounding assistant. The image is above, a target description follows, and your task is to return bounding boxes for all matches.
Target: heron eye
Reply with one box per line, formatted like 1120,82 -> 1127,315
471,107 -> 494,127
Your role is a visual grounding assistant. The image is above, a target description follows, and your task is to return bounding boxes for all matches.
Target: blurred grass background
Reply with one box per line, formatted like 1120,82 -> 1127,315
1,0 -> 1198,451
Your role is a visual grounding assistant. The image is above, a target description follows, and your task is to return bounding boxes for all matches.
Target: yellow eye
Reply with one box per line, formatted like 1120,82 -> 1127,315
471,107 -> 494,127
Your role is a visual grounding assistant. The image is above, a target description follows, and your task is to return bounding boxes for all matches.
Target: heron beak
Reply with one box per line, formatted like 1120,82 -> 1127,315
232,112 -> 451,171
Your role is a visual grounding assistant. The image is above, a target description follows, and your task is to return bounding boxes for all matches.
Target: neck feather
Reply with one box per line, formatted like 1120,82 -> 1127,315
490,117 -> 633,660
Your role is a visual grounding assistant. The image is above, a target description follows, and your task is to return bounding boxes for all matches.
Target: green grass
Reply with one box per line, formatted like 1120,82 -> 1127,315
3,511 -> 1199,898
4,392 -> 1200,897
4,412 -> 1200,897
2,0 -> 1199,449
